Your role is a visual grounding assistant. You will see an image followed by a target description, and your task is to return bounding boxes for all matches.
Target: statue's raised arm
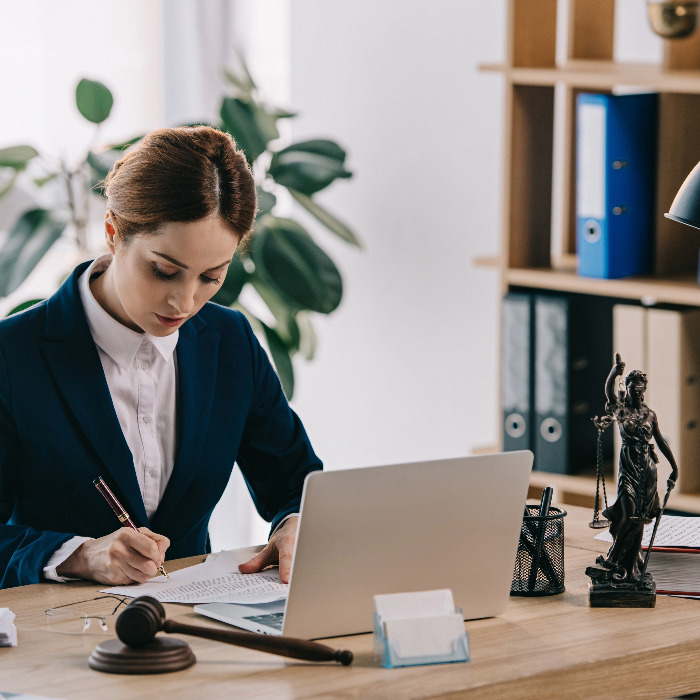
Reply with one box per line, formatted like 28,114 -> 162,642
605,352 -> 626,405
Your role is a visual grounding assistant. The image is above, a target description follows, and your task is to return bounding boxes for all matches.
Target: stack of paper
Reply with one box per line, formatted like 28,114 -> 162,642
102,545 -> 289,605
0,608 -> 17,647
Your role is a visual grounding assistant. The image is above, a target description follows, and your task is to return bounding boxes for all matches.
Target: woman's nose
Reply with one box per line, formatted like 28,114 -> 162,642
168,283 -> 196,315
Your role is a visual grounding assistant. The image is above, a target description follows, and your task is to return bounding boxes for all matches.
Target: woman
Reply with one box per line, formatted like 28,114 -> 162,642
0,126 -> 321,589
597,353 -> 678,581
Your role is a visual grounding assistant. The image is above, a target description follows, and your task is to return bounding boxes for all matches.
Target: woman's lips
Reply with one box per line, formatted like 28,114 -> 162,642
155,314 -> 187,327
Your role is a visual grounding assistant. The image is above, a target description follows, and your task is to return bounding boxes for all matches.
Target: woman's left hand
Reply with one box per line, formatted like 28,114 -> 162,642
668,471 -> 679,491
238,516 -> 299,583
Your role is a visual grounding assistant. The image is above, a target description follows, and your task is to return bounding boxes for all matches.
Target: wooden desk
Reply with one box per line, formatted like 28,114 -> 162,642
2,507 -> 700,699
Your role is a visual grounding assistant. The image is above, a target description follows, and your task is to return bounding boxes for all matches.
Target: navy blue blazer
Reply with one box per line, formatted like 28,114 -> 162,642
0,261 -> 322,588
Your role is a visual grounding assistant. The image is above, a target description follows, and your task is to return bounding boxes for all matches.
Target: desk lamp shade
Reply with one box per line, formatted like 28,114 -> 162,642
666,161 -> 700,229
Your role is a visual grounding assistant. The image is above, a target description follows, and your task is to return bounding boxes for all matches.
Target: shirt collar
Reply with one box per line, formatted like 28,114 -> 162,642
79,254 -> 179,370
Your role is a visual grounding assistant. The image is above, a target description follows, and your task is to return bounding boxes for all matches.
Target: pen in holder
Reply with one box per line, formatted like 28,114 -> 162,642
511,488 -> 566,597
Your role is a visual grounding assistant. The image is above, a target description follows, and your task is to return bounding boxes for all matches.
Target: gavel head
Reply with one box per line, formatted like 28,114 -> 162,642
115,596 -> 166,648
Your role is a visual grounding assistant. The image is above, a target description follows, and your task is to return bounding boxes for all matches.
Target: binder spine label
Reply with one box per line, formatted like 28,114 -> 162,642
502,294 -> 534,452
577,101 -> 606,220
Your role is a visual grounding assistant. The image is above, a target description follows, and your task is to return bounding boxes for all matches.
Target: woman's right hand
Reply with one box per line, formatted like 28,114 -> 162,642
56,527 -> 170,585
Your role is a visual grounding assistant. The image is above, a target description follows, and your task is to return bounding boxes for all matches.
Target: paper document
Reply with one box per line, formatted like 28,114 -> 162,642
102,545 -> 288,604
594,515 -> 700,549
0,608 -> 17,647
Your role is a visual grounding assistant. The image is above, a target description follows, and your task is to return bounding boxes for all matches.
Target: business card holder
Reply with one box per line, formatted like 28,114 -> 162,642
372,609 -> 470,669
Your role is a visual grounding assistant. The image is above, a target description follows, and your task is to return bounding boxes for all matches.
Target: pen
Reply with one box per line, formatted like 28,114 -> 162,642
93,476 -> 170,579
528,487 -> 553,592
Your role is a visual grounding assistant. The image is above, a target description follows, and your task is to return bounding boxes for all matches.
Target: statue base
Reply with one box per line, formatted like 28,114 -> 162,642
585,566 -> 656,608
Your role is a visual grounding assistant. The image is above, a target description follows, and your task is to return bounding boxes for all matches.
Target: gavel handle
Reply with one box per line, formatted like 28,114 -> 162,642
162,619 -> 353,665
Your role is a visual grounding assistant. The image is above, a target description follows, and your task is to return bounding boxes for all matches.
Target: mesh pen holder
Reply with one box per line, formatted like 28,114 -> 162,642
511,505 -> 566,596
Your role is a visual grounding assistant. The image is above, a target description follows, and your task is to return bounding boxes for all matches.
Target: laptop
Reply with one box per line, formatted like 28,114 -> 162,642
195,451 -> 533,639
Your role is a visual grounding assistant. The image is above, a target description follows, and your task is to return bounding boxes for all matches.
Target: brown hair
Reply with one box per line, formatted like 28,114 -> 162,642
104,126 -> 257,244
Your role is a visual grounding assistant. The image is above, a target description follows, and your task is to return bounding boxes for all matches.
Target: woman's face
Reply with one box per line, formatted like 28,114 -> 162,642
628,380 -> 646,403
102,215 -> 238,336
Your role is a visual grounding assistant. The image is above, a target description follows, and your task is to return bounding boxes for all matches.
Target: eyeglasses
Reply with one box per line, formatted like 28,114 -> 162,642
44,595 -> 129,635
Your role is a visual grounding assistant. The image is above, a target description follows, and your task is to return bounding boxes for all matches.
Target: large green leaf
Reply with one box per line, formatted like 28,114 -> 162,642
220,97 -> 271,165
251,274 -> 301,351
269,149 -> 352,195
0,209 -> 66,296
75,79 -> 114,124
255,105 -> 281,144
270,107 -> 297,120
252,216 -> 342,314
289,189 -> 361,247
296,311 -> 317,361
256,187 -> 277,218
260,321 -> 295,399
0,145 -> 39,169
211,255 -> 248,307
275,139 -> 347,163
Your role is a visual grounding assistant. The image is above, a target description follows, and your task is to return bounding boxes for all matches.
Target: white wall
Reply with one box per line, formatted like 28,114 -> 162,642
0,1 -> 164,158
287,1 -> 506,468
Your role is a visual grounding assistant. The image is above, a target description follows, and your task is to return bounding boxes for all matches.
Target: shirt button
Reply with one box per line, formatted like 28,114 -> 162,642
142,415 -> 152,424
139,361 -> 150,370
149,468 -> 158,478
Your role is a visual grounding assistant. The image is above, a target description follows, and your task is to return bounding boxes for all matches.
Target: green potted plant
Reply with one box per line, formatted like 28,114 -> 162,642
0,63 -> 359,398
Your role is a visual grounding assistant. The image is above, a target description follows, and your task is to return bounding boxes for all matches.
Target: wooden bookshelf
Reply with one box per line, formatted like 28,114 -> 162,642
483,0 -> 700,513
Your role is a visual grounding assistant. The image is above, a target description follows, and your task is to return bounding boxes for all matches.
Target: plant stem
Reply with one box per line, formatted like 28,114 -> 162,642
63,162 -> 88,253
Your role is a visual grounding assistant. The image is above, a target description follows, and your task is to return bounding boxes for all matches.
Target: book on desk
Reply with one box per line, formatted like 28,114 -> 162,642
596,515 -> 700,596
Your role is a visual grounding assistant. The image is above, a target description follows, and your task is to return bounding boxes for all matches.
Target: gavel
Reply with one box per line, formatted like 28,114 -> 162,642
89,596 -> 353,672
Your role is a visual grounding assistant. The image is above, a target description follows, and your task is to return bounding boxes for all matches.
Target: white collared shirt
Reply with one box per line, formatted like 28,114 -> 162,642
79,254 -> 179,517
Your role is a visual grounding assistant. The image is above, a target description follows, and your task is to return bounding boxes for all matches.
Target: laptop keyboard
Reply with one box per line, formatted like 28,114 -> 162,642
243,612 -> 284,631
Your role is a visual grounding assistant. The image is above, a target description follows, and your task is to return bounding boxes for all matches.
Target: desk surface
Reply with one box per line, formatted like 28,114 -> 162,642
2,507 -> 700,700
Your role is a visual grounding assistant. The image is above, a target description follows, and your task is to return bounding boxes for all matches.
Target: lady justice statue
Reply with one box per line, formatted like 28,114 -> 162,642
586,353 -> 679,607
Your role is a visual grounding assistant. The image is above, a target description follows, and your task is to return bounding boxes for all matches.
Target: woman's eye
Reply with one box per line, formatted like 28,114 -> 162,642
151,263 -> 178,281
151,262 -> 222,285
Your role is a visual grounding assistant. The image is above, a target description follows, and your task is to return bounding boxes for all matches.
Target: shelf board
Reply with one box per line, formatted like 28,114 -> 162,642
529,470 -> 700,515
473,254 -> 502,268
480,60 -> 700,93
505,266 -> 700,306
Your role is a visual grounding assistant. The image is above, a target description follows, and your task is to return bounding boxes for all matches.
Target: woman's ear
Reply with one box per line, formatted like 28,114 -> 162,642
105,211 -> 117,253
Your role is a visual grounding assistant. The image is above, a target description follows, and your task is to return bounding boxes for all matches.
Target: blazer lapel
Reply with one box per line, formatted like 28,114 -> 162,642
40,263 -> 149,527
151,314 -> 219,529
